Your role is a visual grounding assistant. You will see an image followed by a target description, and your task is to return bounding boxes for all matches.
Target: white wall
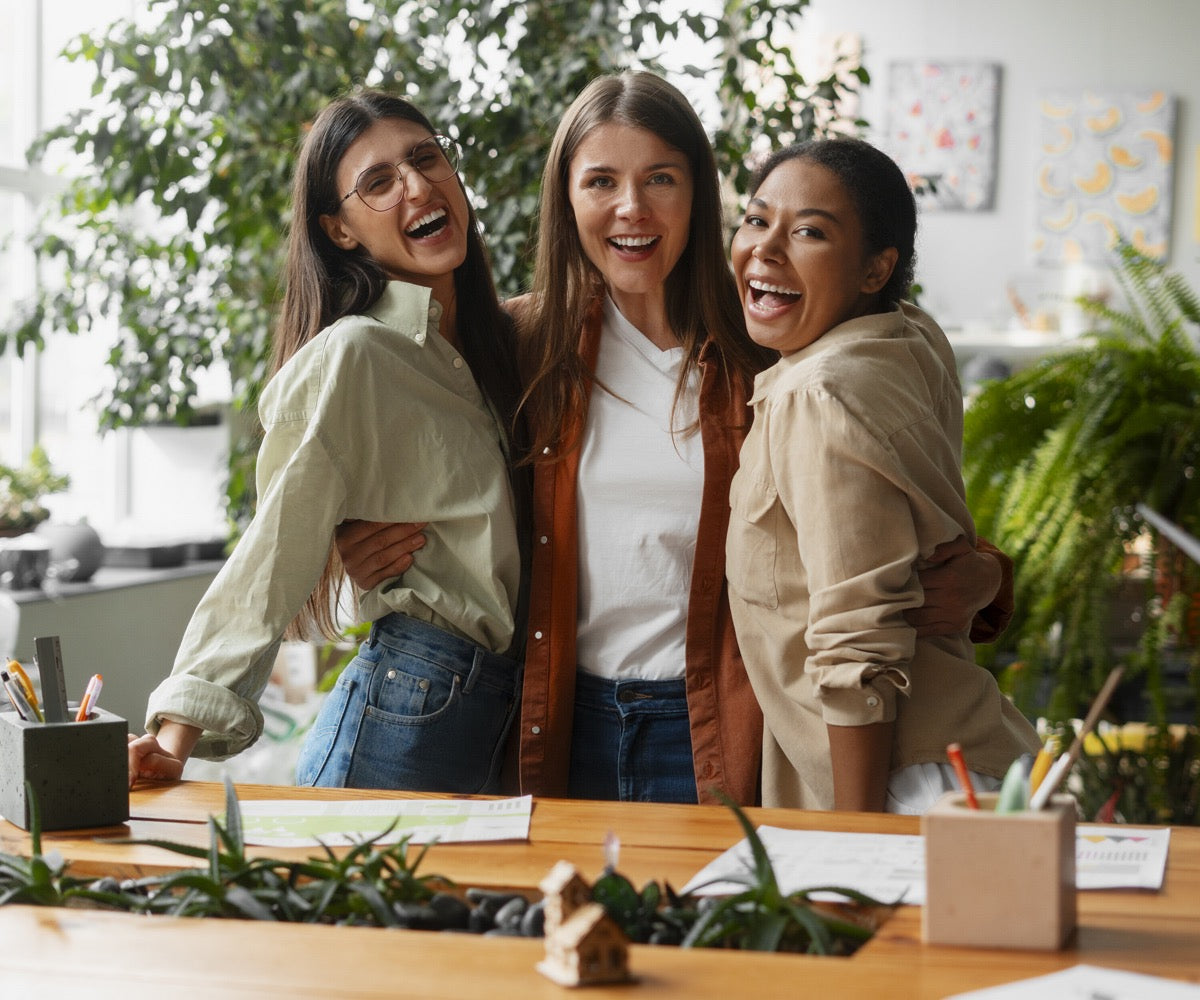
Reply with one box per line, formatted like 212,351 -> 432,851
799,0 -> 1200,329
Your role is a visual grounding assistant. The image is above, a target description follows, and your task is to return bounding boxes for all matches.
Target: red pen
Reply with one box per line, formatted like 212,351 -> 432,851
75,673 -> 103,722
946,742 -> 980,809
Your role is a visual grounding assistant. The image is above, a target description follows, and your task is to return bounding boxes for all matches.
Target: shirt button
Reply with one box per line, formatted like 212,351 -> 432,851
387,670 -> 397,680
866,695 -> 879,707
534,630 -> 543,640
415,333 -> 426,345
531,725 -> 541,735
452,357 -> 464,369
418,679 -> 430,692
539,535 -> 549,544
542,446 -> 552,455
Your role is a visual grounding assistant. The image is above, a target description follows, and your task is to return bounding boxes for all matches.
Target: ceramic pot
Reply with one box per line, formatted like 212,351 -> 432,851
35,520 -> 106,582
0,536 -> 51,590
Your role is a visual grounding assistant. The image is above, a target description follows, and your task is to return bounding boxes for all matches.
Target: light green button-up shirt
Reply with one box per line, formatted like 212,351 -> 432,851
145,281 -> 521,759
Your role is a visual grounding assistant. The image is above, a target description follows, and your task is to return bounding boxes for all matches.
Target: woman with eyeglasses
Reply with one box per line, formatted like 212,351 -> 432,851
128,89 -> 529,793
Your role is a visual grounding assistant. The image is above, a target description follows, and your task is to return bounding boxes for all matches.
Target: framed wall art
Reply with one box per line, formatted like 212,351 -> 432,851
884,60 -> 1002,211
1032,89 -> 1176,263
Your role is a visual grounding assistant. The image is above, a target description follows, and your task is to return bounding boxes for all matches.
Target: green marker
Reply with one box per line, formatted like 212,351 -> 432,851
995,753 -> 1033,813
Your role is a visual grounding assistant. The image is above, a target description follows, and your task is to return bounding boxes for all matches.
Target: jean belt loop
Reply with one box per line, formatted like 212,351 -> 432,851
463,647 -> 485,695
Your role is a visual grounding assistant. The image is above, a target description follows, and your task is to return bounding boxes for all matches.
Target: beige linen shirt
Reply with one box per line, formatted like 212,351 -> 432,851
145,281 -> 521,759
726,303 -> 1039,809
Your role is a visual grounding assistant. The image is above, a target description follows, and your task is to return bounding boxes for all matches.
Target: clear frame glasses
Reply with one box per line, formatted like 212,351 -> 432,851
339,134 -> 461,212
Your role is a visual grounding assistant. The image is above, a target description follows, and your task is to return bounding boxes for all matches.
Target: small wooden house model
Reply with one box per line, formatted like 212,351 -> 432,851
536,861 -> 632,987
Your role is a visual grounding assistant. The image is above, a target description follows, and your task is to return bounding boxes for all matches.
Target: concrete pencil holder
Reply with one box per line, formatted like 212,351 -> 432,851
922,790 -> 1076,950
0,705 -> 129,831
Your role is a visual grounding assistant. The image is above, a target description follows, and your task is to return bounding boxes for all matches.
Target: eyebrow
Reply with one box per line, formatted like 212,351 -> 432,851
577,160 -> 686,175
747,197 -> 841,223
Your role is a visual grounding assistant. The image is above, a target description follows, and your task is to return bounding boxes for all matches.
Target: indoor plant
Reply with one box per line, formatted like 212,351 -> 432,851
962,242 -> 1200,822
0,445 -> 70,536
2,779 -> 885,954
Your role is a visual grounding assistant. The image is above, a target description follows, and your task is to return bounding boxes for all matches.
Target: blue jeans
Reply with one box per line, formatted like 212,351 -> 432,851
567,671 -> 698,804
295,613 -> 521,793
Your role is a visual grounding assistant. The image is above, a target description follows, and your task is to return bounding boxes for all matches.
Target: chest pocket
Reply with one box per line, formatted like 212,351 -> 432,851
726,467 -> 781,610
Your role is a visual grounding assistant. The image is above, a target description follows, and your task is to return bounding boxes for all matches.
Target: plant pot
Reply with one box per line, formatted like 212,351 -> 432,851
35,521 -> 106,583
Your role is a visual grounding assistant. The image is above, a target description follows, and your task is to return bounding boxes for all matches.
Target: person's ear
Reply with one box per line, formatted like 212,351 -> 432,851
319,212 -> 360,251
862,247 -> 899,295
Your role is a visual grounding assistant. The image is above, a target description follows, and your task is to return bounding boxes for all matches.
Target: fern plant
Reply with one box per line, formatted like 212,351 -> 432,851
963,242 -> 1200,820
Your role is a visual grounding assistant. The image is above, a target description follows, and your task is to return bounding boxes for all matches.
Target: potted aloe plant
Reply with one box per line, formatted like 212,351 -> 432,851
962,242 -> 1200,823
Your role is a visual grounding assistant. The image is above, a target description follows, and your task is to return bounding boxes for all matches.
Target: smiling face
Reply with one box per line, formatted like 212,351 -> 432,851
567,122 -> 694,330
731,158 -> 897,356
319,118 -> 469,303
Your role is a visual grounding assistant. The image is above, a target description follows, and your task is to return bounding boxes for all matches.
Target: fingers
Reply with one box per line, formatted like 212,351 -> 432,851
924,534 -> 973,564
127,734 -> 185,789
336,519 -> 428,591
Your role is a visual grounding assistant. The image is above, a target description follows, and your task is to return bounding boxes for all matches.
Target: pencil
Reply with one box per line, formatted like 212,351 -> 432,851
946,742 -> 979,809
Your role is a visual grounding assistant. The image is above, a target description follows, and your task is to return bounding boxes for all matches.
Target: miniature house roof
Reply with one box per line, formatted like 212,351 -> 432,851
540,859 -> 589,896
554,902 -> 620,949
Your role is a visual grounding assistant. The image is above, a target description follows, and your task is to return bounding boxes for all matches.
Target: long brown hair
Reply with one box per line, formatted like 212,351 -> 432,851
274,89 -> 522,639
518,71 -> 772,458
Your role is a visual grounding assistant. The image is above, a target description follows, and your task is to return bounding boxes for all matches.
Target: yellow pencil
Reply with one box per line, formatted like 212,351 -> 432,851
1029,744 -> 1055,794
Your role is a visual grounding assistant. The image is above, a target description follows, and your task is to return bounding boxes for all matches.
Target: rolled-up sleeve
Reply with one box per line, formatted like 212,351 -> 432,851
146,358 -> 351,758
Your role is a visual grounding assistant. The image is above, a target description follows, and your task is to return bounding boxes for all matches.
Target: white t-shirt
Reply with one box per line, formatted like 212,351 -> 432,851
575,297 -> 704,681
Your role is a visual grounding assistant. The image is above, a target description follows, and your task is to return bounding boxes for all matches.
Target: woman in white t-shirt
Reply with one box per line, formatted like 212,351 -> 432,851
337,72 -> 1011,805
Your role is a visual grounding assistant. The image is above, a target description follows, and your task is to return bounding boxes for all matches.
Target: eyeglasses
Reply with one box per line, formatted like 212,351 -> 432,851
339,134 -> 461,212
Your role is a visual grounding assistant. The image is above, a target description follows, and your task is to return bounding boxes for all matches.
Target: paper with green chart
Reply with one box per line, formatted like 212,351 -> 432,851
226,795 -> 533,847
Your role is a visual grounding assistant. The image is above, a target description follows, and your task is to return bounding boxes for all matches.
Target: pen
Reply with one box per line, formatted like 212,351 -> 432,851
1029,665 -> 1125,811
2,669 -> 39,722
75,673 -> 103,722
5,659 -> 43,722
946,742 -> 979,809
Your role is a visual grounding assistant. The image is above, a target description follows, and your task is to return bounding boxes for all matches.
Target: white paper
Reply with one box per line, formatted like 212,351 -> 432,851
681,827 -> 926,904
681,823 -> 1171,905
231,795 -> 532,847
1075,824 -> 1171,890
944,964 -> 1200,999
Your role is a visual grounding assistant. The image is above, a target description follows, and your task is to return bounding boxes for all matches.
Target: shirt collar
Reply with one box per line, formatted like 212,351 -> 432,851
749,305 -> 906,402
367,281 -> 442,345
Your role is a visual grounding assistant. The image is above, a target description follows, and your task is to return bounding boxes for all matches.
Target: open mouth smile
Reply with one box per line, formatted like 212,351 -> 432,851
406,208 -> 448,239
747,277 -> 802,308
608,235 -> 661,255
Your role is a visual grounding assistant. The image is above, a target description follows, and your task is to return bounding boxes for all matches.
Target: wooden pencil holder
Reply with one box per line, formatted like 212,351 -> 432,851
0,706 -> 129,831
922,790 -> 1076,950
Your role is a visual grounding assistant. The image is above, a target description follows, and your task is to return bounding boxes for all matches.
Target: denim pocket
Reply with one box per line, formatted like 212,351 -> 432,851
365,651 -> 461,723
347,644 -> 517,793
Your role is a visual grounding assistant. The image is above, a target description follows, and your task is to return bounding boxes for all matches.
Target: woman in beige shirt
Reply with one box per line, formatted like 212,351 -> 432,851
726,136 -> 1041,813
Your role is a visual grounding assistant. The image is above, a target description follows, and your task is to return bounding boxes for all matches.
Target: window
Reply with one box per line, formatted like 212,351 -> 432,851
0,0 -> 228,540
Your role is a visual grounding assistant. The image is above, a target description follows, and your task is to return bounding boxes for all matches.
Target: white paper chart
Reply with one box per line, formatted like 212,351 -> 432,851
231,795 -> 533,848
682,823 -> 1171,905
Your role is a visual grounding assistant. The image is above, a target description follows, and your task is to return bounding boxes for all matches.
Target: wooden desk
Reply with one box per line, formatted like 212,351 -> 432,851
1,782 -> 1198,998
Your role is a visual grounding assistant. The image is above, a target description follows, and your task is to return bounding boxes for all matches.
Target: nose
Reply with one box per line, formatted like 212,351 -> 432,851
751,227 -> 784,263
615,180 -> 648,220
399,161 -> 435,201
